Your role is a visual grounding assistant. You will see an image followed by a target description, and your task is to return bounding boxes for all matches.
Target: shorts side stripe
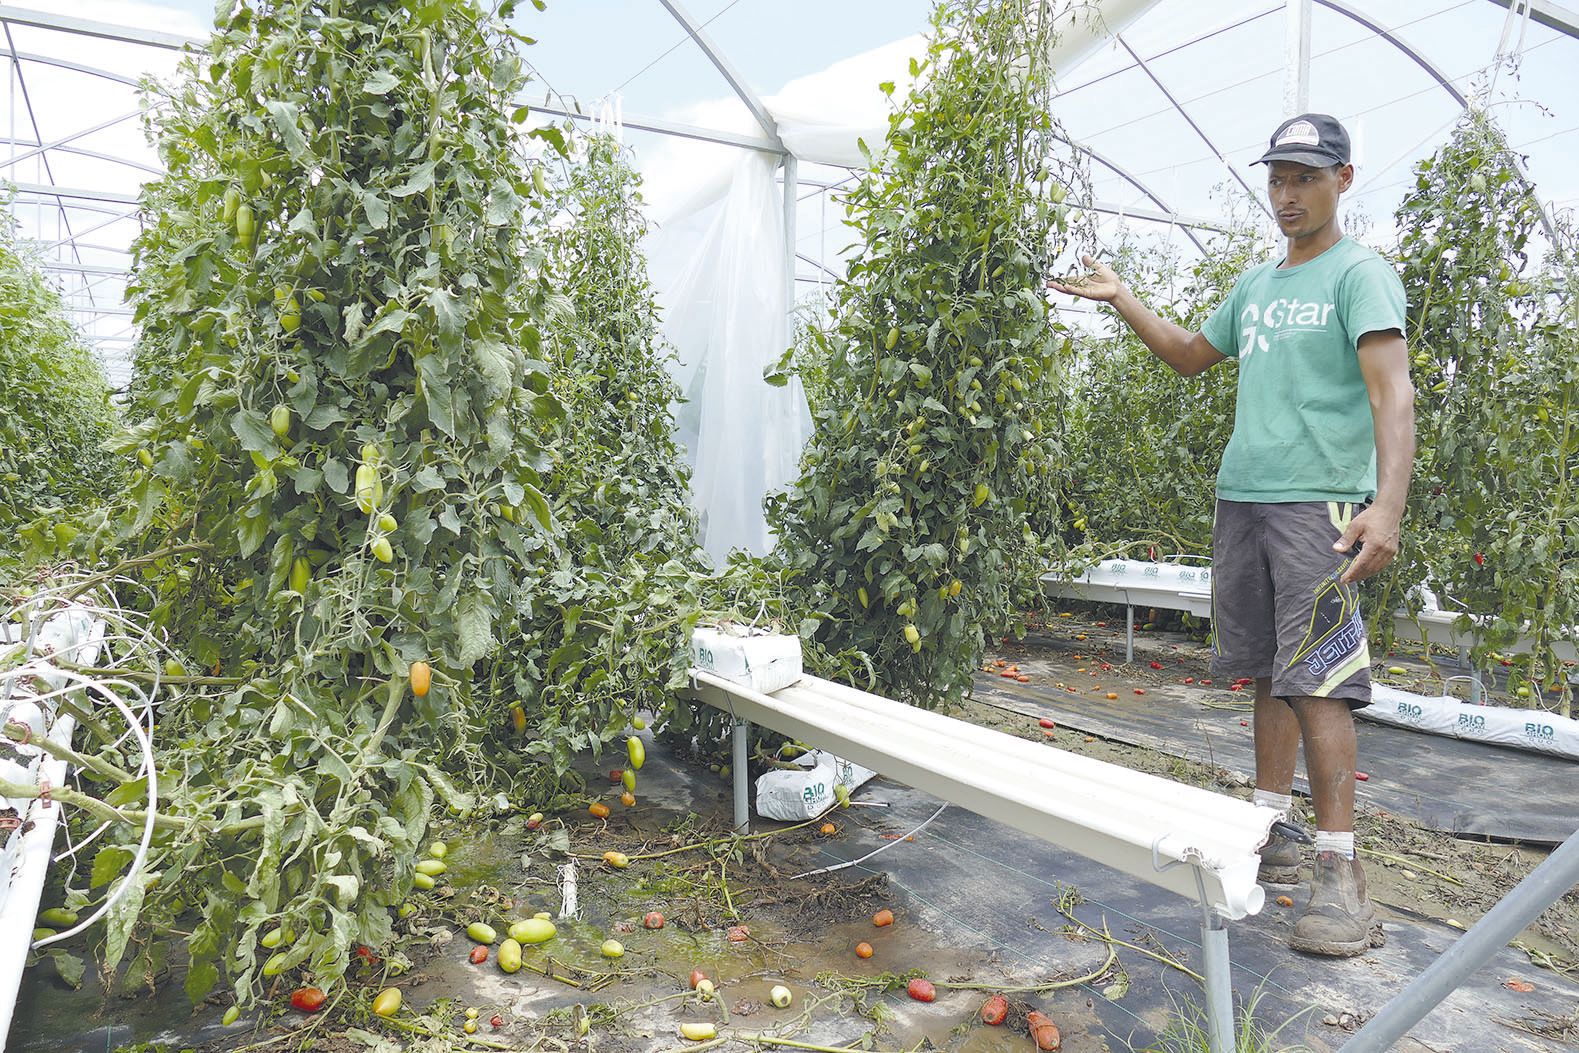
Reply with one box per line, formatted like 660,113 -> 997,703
1314,648 -> 1369,697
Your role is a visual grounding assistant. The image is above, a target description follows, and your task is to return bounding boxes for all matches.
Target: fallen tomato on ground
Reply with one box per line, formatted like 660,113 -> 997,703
469,946 -> 488,965
290,987 -> 326,1013
1026,1010 -> 1061,1050
872,908 -> 894,927
906,978 -> 936,1002
980,994 -> 1008,1025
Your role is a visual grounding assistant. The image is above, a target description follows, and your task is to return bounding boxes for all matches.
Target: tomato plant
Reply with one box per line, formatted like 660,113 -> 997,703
1381,109 -> 1577,714
768,0 -> 1075,709
0,215 -> 121,566
496,132 -> 707,779
1045,222 -> 1265,561
8,0 -> 667,1010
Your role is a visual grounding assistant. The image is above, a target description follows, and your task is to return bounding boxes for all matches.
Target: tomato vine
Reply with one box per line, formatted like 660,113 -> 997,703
1380,109 -> 1577,713
768,0 -> 1075,709
11,0 -> 626,1009
1046,224 -> 1266,561
0,214 -> 121,566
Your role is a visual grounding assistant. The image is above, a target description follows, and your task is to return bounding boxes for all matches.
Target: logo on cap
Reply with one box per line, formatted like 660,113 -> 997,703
1275,120 -> 1320,148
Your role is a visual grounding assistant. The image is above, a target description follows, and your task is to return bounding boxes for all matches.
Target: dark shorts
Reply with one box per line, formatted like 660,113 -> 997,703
1210,499 -> 1372,708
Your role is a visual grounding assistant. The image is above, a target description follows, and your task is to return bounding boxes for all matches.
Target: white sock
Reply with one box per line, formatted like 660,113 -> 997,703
1252,789 -> 1293,818
1314,831 -> 1355,859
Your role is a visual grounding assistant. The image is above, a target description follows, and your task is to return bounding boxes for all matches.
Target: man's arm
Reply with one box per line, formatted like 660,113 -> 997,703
1049,255 -> 1226,377
1334,329 -> 1415,583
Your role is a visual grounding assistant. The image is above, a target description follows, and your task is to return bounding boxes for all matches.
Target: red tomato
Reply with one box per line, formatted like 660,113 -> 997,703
643,911 -> 665,929
1149,661 -> 1162,670
1038,718 -> 1055,729
469,946 -> 488,965
491,1014 -> 504,1028
290,987 -> 326,1013
689,968 -> 709,989
906,978 -> 936,1002
980,994 -> 1008,1025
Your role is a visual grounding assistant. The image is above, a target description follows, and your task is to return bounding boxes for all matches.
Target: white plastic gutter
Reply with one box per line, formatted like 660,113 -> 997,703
690,669 -> 1275,920
0,609 -> 107,1047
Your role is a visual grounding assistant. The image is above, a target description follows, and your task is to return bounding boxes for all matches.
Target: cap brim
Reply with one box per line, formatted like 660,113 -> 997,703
1252,148 -> 1344,168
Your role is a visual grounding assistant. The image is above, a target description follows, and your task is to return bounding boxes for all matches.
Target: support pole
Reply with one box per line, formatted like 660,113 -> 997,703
1344,830 -> 1579,1053
1192,869 -> 1234,1053
1283,0 -> 1312,117
1126,604 -> 1135,664
732,717 -> 750,833
782,154 -> 798,317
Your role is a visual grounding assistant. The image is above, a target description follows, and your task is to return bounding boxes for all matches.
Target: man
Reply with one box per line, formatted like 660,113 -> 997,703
1050,114 -> 1415,957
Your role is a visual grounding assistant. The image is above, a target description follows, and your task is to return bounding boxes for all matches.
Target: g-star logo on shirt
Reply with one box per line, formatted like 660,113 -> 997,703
1237,297 -> 1336,362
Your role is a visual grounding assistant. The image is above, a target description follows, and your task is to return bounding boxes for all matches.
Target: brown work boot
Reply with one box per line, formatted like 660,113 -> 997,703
1289,851 -> 1385,957
1257,829 -> 1303,884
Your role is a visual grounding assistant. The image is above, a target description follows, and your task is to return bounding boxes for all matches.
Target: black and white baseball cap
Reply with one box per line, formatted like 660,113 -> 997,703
1253,113 -> 1351,168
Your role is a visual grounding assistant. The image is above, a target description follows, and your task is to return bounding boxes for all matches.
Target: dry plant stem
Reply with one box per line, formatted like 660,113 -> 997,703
653,1039 -> 729,1053
1359,847 -> 1464,887
738,1038 -> 904,1053
375,1012 -> 514,1050
1061,912 -> 1203,983
568,810 -> 833,864
934,939 -> 1117,993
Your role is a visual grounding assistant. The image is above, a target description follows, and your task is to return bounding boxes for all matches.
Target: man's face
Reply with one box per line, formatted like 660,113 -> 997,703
1266,160 -> 1353,239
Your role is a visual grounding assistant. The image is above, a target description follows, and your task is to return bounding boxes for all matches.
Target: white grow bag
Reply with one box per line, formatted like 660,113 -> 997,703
1359,684 -> 1579,762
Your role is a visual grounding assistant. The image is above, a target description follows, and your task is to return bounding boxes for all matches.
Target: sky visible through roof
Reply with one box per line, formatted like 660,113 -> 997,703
8,0 -> 1578,378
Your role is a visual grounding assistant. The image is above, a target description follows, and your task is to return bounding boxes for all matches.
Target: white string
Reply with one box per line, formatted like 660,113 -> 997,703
789,802 -> 949,881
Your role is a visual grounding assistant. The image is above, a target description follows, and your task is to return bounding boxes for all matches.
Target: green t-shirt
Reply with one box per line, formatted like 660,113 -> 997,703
1201,237 -> 1406,503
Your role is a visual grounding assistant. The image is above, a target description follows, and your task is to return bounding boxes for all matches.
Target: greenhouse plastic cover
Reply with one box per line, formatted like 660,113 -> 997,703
4,0 -> 1579,556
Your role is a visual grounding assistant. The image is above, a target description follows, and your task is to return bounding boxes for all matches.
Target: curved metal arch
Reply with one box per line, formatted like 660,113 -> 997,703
653,0 -> 785,152
1059,136 -> 1211,253
0,138 -> 161,176
6,49 -> 144,88
1311,0 -> 1556,237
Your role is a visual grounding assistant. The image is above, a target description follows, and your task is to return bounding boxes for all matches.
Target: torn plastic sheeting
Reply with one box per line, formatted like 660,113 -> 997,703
1361,685 -> 1579,761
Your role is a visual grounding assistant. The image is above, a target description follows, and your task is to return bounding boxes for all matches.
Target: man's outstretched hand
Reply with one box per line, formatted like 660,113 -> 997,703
1048,254 -> 1124,302
1333,505 -> 1402,583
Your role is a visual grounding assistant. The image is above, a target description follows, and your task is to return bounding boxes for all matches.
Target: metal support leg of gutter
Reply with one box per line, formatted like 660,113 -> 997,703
1125,603 -> 1135,664
1343,829 -> 1579,1053
731,717 -> 751,833
1154,841 -> 1235,1053
1198,891 -> 1235,1053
